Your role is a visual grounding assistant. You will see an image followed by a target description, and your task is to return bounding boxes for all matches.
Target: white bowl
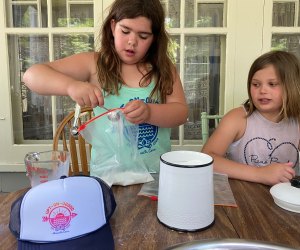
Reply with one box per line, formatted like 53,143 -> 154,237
270,182 -> 300,213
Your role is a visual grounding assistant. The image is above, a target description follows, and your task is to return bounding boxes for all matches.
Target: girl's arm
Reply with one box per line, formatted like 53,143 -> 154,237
123,68 -> 188,127
23,52 -> 103,107
202,107 -> 252,178
202,107 -> 295,185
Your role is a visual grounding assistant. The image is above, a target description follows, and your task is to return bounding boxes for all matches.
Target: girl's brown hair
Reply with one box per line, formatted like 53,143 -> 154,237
244,50 -> 300,120
96,0 -> 174,103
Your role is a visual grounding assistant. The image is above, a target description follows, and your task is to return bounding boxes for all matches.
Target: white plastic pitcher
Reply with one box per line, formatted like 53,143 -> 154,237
157,151 -> 214,231
25,150 -> 70,187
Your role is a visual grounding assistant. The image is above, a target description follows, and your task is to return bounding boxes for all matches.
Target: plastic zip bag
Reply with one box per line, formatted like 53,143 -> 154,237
78,109 -> 154,186
138,172 -> 237,207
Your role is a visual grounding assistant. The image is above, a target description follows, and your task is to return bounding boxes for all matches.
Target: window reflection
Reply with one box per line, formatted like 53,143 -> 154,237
197,3 -> 224,27
11,4 -> 38,27
272,34 -> 300,60
69,4 -> 93,27
185,1 -> 224,27
6,0 -> 48,28
272,2 -> 295,27
52,1 -> 93,27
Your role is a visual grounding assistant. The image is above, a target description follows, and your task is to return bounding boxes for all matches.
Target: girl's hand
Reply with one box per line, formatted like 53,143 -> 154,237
67,82 -> 103,108
123,100 -> 150,124
258,162 -> 295,186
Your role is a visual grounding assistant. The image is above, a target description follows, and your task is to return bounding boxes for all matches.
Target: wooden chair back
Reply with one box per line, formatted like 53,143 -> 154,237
201,111 -> 223,144
53,107 -> 93,176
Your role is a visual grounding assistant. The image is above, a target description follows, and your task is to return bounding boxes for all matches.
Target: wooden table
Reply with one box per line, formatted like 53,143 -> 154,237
0,180 -> 299,250
223,181 -> 300,249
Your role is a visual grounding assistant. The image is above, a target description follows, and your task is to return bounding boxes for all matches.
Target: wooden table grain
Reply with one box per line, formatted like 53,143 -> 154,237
223,180 -> 300,249
0,180 -> 299,250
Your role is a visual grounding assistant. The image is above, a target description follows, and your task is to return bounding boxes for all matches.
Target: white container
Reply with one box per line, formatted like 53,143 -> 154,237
157,151 -> 214,231
270,180 -> 300,213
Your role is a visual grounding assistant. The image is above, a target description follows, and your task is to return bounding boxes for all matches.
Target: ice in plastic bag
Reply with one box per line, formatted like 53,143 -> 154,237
78,109 -> 153,186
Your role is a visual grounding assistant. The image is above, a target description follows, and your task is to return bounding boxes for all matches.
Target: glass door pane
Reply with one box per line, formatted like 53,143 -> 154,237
163,0 -> 225,142
6,0 -> 95,143
6,0 -> 48,27
272,2 -> 295,26
170,35 -> 180,140
185,1 -> 225,27
184,35 -> 223,140
272,1 -> 300,59
8,35 -> 51,142
272,34 -> 300,59
161,0 -> 181,28
52,0 -> 94,27
299,0 -> 300,26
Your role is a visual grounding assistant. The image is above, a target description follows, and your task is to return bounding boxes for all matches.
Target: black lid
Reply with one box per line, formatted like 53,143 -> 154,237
290,176 -> 300,188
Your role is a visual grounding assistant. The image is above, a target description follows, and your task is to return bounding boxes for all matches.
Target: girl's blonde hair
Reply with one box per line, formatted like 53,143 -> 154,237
96,0 -> 174,103
244,50 -> 300,119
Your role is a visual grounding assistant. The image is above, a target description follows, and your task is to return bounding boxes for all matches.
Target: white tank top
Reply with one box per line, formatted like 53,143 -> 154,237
227,109 -> 299,173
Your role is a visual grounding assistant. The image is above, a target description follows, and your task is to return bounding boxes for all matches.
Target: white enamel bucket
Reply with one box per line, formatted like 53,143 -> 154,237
157,151 -> 214,231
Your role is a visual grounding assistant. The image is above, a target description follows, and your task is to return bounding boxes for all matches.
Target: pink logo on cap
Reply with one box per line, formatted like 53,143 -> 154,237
42,202 -> 77,233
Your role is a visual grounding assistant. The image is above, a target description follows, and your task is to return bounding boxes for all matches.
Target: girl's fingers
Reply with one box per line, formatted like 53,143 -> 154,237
89,94 -> 100,108
75,98 -> 85,107
283,170 -> 295,181
94,87 -> 104,107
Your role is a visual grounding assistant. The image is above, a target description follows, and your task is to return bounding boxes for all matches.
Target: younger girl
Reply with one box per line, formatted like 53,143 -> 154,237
202,50 -> 300,185
23,0 -> 188,174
